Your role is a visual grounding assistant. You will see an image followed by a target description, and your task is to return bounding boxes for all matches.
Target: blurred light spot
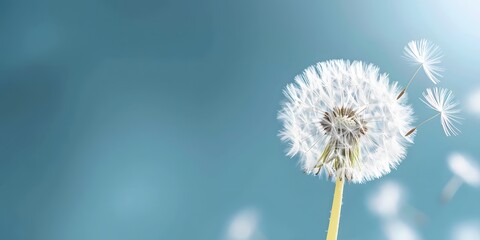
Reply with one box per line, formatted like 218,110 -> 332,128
439,1 -> 480,39
367,181 -> 404,218
466,88 -> 480,118
383,220 -> 420,240
448,153 -> 480,187
452,221 -> 480,240
226,208 -> 259,240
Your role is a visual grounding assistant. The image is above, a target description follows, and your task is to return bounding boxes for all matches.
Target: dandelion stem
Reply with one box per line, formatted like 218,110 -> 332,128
397,65 -> 423,100
404,112 -> 440,136
326,179 -> 344,240
440,175 -> 463,203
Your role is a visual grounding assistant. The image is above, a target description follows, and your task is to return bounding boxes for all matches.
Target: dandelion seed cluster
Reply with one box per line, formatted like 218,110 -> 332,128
278,60 -> 415,183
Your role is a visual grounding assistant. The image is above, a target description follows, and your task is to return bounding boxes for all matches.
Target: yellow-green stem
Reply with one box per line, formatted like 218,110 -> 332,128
326,179 -> 345,240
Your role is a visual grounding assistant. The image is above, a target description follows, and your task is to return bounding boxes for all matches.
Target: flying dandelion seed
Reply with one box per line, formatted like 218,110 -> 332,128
405,88 -> 461,137
398,39 -> 443,99
441,153 -> 480,203
422,88 -> 461,136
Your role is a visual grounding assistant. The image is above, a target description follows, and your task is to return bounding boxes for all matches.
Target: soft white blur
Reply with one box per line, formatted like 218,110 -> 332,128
448,153 -> 480,187
383,220 -> 420,240
466,88 -> 480,118
367,181 -> 404,218
451,221 -> 480,240
368,181 -> 423,239
226,208 -> 266,240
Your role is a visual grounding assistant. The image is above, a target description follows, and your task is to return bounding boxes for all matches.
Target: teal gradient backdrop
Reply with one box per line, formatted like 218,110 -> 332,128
1,0 -> 479,239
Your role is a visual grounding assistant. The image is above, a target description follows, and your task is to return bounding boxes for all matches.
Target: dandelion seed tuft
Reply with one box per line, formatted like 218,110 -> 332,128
421,88 -> 461,136
404,39 -> 443,84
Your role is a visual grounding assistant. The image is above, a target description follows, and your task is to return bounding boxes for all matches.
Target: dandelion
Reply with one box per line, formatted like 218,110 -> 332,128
398,39 -> 443,99
441,153 -> 480,203
279,59 -> 415,239
278,41 -> 459,240
405,88 -> 461,137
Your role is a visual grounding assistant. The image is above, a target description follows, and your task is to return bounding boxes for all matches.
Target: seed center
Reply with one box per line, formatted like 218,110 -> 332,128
320,107 -> 367,141
315,107 -> 368,180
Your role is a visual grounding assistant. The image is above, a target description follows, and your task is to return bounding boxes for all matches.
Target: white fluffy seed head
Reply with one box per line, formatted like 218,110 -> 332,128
404,39 -> 443,84
278,60 -> 415,183
422,88 -> 461,136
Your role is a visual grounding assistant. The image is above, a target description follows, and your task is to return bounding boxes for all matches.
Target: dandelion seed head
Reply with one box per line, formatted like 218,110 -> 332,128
422,88 -> 461,136
448,153 -> 480,187
404,39 -> 443,84
278,60 -> 414,183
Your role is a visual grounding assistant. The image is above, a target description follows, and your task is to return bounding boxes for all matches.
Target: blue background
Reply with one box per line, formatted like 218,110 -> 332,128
0,0 -> 479,239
